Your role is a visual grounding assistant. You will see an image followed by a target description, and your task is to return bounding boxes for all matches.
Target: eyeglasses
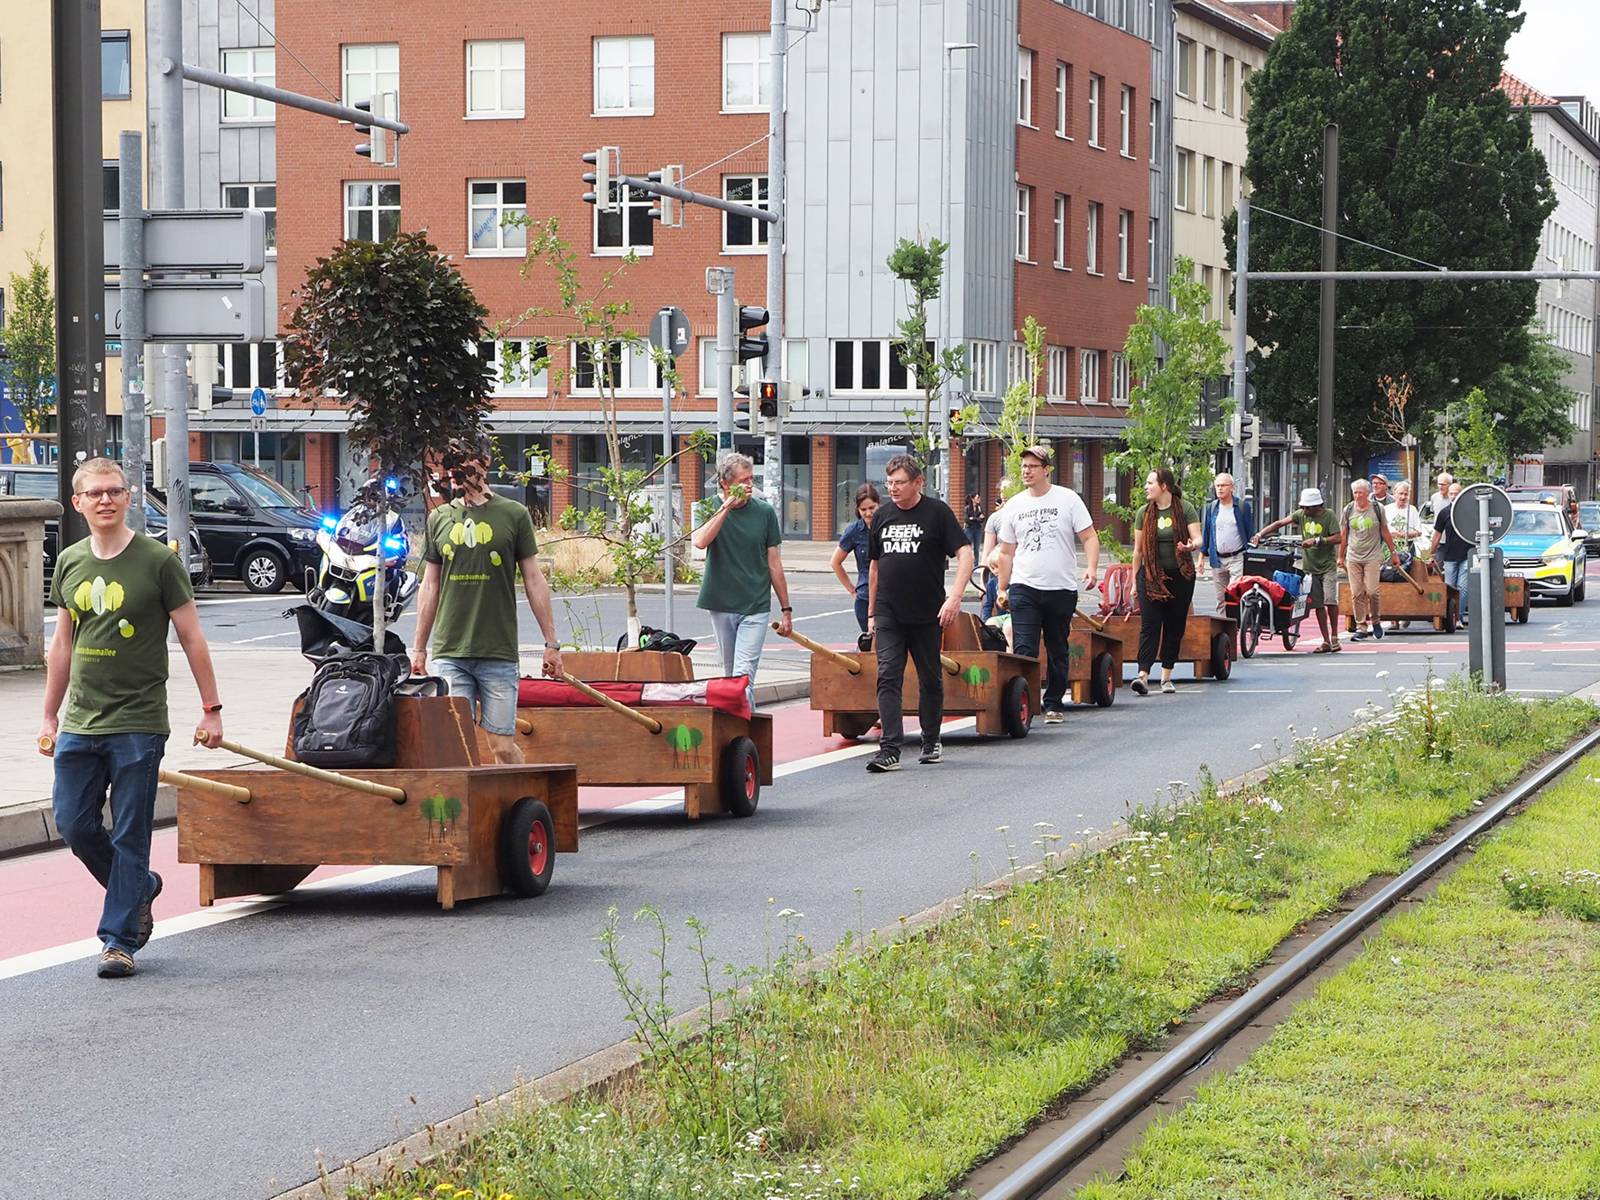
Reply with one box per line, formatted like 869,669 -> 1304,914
76,487 -> 129,501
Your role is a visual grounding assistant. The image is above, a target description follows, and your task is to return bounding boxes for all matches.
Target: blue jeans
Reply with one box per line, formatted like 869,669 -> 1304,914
981,573 -> 1000,621
707,608 -> 770,709
51,731 -> 167,953
1008,584 -> 1079,711
1442,558 -> 1471,620
854,595 -> 869,633
434,657 -> 520,735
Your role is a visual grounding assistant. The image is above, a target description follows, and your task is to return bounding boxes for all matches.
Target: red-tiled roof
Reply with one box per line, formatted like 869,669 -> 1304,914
1501,70 -> 1557,109
1181,0 -> 1283,40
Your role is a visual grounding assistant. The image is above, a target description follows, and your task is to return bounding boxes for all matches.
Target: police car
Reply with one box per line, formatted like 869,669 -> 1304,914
1498,502 -> 1588,606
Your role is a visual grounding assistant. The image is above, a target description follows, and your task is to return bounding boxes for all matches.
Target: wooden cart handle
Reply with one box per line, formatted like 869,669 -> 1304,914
196,731 -> 407,803
560,672 -> 664,734
158,768 -> 253,804
770,623 -> 863,675
515,715 -> 534,735
1073,611 -> 1108,633
940,653 -> 961,675
1396,558 -> 1427,595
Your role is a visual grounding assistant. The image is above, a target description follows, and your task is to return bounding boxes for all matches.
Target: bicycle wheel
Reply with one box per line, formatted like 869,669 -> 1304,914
1238,598 -> 1264,658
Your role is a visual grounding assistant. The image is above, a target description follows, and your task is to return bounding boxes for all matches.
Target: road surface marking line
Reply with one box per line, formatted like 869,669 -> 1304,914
232,631 -> 299,644
1227,689 -> 1292,693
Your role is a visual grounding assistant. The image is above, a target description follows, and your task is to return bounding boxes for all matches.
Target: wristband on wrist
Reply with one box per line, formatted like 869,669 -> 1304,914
781,606 -> 793,613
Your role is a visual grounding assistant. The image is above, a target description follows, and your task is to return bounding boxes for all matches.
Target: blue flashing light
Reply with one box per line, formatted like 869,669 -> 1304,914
383,536 -> 406,552
321,515 -> 339,531
384,476 -> 400,492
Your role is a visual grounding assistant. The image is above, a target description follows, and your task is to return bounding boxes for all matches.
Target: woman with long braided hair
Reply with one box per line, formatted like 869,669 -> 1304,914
1130,467 -> 1201,695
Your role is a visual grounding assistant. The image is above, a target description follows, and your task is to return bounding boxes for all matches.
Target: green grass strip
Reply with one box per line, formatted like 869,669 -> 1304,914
358,683 -> 1595,1200
1080,749 -> 1600,1200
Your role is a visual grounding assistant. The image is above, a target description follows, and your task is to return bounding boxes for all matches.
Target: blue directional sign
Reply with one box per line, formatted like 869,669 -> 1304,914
250,387 -> 269,416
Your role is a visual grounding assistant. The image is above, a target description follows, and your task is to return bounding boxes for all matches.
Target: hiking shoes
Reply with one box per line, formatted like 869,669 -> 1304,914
135,871 -> 163,951
866,748 -> 902,773
97,947 -> 136,979
918,742 -> 943,764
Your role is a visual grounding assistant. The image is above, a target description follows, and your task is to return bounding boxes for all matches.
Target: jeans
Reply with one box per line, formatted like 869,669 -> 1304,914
708,608 -> 770,709
875,614 -> 945,753
853,596 -> 869,633
51,731 -> 168,953
434,657 -> 520,735
1008,583 -> 1079,710
966,525 -> 985,560
1136,567 -> 1197,672
981,573 -> 1000,621
1442,558 -> 1471,620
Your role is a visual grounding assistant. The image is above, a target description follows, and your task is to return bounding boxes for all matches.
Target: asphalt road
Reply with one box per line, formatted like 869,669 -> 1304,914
8,567 -> 1600,1199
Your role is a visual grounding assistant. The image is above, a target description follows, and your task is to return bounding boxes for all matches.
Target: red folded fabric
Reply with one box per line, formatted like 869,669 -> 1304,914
518,676 -> 752,720
1225,574 -> 1289,605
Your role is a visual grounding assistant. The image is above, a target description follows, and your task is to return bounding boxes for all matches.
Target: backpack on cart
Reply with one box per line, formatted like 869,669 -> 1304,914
292,651 -> 410,768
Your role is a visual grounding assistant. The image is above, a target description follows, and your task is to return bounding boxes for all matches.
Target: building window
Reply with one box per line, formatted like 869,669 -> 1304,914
572,339 -> 663,394
1221,55 -> 1235,115
221,48 -> 274,121
475,338 -> 549,395
968,340 -> 997,395
1175,149 -> 1193,211
222,183 -> 276,256
594,36 -> 654,115
1006,342 -> 1028,391
1080,349 -> 1102,403
1046,347 -> 1068,400
468,180 -> 527,254
345,182 -> 400,243
595,184 -> 654,254
102,31 -> 132,99
1118,210 -> 1132,279
1202,47 -> 1217,107
1053,194 -> 1069,268
699,339 -> 723,395
723,32 -> 771,111
1221,161 -> 1235,214
1017,48 -> 1034,125
1055,62 -> 1071,137
1086,202 -> 1102,274
1201,265 -> 1215,319
1148,216 -> 1158,283
1240,64 -> 1252,116
1150,98 -> 1159,164
723,175 -> 770,251
1112,353 -> 1130,405
1088,74 -> 1103,147
342,43 -> 398,110
1221,269 -> 1233,329
102,161 -> 119,212
1015,185 -> 1032,261
1201,155 -> 1214,217
1119,86 -> 1133,156
1176,37 -> 1195,98
466,40 -> 524,118
831,339 -> 926,394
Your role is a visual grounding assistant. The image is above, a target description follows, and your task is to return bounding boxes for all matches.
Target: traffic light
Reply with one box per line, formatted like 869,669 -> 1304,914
647,164 -> 684,228
582,147 -> 621,214
1242,412 -> 1261,458
734,393 -> 753,432
353,93 -> 397,167
756,379 -> 779,420
738,305 -> 769,363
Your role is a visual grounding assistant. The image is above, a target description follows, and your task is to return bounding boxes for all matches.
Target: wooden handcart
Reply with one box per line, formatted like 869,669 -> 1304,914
1095,610 -> 1238,681
1504,573 -> 1531,624
786,613 -> 1042,741
1336,558 -> 1464,633
1061,615 -> 1122,706
173,695 -> 579,910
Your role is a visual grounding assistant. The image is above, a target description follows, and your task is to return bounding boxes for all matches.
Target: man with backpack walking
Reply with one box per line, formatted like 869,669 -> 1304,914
1340,478 -> 1400,641
995,445 -> 1100,725
38,458 -> 225,978
412,434 -> 562,763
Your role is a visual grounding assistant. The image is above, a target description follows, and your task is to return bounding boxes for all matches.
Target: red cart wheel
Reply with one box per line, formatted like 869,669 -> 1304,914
1002,675 -> 1032,738
1210,631 -> 1234,680
1089,651 -> 1116,707
720,735 -> 761,818
501,797 -> 555,897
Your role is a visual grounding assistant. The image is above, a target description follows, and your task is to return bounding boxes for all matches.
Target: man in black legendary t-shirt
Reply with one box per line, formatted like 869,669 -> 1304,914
865,454 -> 973,772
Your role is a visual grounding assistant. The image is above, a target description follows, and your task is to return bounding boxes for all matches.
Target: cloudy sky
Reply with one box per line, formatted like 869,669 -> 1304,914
1503,0 -> 1598,100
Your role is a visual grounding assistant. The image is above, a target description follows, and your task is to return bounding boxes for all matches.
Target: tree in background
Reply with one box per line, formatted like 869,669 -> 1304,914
2,249 -> 57,462
1449,387 -> 1503,484
1234,0 -> 1554,469
887,237 -> 968,476
1476,333 -> 1577,463
283,231 -> 494,644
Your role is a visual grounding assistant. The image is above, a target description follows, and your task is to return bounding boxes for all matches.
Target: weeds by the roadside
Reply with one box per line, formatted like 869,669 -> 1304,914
353,681 -> 1594,1200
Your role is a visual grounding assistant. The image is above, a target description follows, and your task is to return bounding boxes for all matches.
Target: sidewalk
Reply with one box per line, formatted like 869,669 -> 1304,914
0,645 -> 809,859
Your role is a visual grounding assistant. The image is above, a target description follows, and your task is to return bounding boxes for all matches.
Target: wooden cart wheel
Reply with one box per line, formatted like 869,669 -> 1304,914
1441,595 -> 1457,634
1516,605 -> 1530,624
501,797 -> 556,897
1209,631 -> 1234,681
1089,651 -> 1116,708
1001,675 -> 1032,739
720,735 -> 761,818
832,713 -> 877,741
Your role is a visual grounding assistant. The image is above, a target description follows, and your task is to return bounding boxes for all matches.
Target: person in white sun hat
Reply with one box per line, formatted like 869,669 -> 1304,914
1254,486 -> 1345,653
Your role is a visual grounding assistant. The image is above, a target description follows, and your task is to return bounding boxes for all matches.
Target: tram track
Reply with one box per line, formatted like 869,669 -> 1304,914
964,721 -> 1600,1200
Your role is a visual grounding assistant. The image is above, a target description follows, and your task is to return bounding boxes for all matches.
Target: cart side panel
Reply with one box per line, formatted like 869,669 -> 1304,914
515,706 -> 717,785
748,712 -> 775,785
200,863 -> 316,905
282,695 -> 483,768
561,650 -> 694,682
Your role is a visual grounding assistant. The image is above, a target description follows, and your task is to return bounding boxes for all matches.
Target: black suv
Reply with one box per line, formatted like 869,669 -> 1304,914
151,461 -> 322,593
0,464 -> 212,591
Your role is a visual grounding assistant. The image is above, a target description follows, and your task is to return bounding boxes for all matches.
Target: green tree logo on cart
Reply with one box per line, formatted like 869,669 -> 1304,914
669,724 -> 704,770
1068,641 -> 1086,663
961,663 -> 993,700
420,794 -> 462,840
1427,590 -> 1444,604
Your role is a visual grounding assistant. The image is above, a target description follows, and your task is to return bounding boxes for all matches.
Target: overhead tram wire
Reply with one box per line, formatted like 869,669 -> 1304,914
1248,203 -> 1448,270
232,0 -> 342,102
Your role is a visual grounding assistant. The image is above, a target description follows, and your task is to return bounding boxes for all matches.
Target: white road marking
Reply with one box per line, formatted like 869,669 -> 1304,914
231,630 -> 299,644
1227,689 -> 1292,693
1315,688 -> 1384,693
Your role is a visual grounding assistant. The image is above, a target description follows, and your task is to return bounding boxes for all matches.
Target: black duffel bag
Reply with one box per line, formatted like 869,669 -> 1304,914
291,652 -> 409,768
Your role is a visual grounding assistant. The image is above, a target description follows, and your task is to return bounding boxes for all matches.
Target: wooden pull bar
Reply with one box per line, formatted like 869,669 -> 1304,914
159,768 -> 253,804
1073,611 -> 1108,633
560,672 -> 663,734
940,654 -> 961,675
196,731 -> 407,803
515,715 -> 534,735
770,623 -> 863,675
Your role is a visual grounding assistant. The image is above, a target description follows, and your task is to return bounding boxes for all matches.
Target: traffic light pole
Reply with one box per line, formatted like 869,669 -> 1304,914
119,131 -> 149,534
763,0 -> 788,510
150,0 -> 189,568
1230,193 -> 1249,477
657,308 -> 677,633
709,269 -> 737,451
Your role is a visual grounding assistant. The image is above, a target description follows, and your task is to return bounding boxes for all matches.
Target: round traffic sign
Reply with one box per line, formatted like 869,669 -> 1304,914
1450,482 -> 1514,546
250,386 -> 269,416
649,306 -> 693,361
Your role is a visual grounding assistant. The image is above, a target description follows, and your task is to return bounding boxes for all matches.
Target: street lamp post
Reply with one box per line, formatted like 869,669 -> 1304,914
940,41 -> 978,503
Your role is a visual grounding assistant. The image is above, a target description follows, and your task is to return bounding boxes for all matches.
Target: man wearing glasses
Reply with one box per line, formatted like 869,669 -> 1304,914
37,459 -> 224,978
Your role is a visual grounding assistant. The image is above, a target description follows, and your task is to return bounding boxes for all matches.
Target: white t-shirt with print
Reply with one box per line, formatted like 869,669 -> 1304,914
998,485 -> 1095,591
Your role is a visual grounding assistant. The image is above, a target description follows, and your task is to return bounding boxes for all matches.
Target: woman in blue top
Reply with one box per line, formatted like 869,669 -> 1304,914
830,483 -> 882,632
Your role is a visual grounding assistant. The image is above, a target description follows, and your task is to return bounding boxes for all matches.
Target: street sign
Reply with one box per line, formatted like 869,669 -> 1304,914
104,277 -> 267,343
1452,482 -> 1514,545
104,209 -> 268,274
250,415 -> 266,432
649,306 -> 692,360
250,386 -> 269,416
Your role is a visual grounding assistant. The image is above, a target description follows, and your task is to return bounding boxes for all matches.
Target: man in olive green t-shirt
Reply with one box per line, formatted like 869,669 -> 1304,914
38,458 -> 225,978
1253,486 -> 1346,653
412,435 -> 562,762
691,452 -> 793,708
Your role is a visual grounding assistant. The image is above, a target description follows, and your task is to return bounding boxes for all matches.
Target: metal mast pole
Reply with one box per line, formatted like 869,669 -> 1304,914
151,0 -> 190,568
1316,123 -> 1338,494
659,309 -> 676,633
119,131 -> 149,533
1231,194 -> 1250,476
710,268 -> 736,451
763,0 -> 786,510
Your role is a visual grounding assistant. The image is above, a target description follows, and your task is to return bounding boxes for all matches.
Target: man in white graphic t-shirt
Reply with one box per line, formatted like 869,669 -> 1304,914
996,445 -> 1101,724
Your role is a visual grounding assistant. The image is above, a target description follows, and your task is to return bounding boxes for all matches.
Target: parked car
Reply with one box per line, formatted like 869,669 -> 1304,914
1577,502 -> 1600,557
0,463 -> 212,592
150,461 -> 322,593
1499,501 -> 1588,606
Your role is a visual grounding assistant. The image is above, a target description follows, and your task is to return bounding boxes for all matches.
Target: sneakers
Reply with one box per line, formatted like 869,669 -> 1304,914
97,947 -> 136,979
135,871 -> 163,951
1044,708 -> 1067,725
1351,628 -> 1370,642
1371,622 -> 1384,640
918,742 -> 943,764
1161,680 -> 1177,695
866,747 -> 902,773
1131,676 -> 1150,696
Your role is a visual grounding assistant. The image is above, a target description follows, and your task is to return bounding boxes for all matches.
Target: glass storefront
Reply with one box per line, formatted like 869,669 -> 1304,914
209,431 -> 308,501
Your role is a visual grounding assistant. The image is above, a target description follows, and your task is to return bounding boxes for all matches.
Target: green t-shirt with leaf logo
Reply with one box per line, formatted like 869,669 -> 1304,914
1151,501 -> 1200,572
1291,507 -> 1338,574
423,494 -> 538,662
51,533 -> 194,734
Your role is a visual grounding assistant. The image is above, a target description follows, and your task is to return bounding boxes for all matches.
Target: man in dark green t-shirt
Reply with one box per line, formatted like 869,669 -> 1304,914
691,452 -> 793,708
412,435 -> 562,762
39,458 -> 225,978
1254,486 -> 1346,653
